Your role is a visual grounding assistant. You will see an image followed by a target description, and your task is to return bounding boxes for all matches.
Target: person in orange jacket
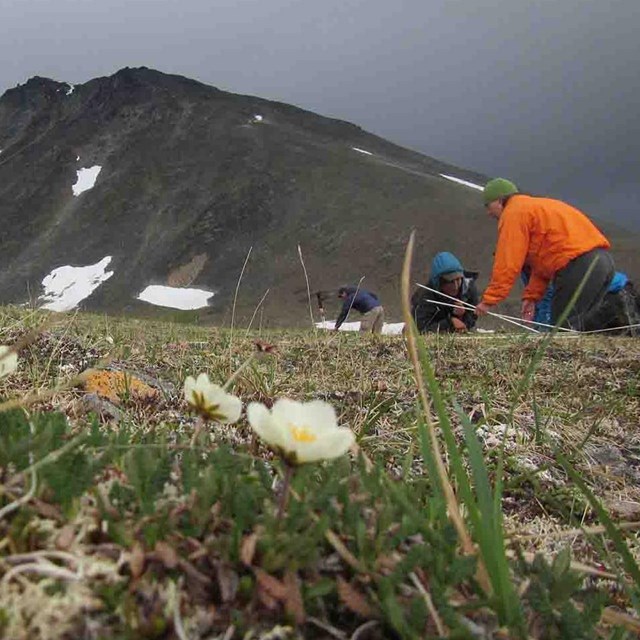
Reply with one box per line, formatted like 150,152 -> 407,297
476,178 -> 615,330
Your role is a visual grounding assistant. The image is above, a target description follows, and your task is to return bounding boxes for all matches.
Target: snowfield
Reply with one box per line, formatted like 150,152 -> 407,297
72,166 -> 102,196
439,174 -> 483,190
39,256 -> 114,312
137,285 -> 215,310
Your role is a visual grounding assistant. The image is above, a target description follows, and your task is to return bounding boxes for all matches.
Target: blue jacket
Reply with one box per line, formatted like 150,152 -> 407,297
335,287 -> 381,329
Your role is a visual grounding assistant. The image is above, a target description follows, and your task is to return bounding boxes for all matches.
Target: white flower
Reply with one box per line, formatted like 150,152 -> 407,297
247,398 -> 355,465
0,346 -> 18,378
183,373 -> 242,422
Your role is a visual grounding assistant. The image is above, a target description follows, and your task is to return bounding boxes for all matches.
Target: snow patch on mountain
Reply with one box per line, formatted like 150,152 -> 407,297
39,256 -> 114,312
440,174 -> 483,190
72,166 -> 102,196
352,147 -> 373,156
137,285 -> 215,310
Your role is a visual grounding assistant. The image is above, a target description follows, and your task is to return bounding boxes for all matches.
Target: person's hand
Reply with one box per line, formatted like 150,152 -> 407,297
452,304 -> 466,318
451,317 -> 467,332
521,300 -> 535,322
475,302 -> 492,316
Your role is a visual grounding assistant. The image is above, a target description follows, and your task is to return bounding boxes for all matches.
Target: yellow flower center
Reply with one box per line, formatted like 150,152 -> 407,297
290,425 -> 317,443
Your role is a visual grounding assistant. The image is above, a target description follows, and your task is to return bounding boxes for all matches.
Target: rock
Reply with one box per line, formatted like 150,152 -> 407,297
81,369 -> 161,405
605,499 -> 640,520
80,393 -> 122,422
586,444 -> 625,466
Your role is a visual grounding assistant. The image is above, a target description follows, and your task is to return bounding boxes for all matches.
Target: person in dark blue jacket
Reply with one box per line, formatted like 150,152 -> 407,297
335,286 -> 385,333
522,267 -> 639,335
410,252 -> 479,333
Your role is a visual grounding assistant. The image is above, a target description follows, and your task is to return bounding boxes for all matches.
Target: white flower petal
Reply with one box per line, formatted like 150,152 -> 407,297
271,398 -> 305,425
195,372 -> 211,388
201,383 -> 224,406
296,428 -> 355,463
248,402 -> 284,448
250,398 -> 355,464
183,375 -> 197,402
303,400 -> 338,431
218,393 -> 242,423
183,373 -> 241,422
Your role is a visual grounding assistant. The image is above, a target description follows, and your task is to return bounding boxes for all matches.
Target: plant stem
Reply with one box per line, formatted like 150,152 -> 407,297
190,416 -> 205,448
276,462 -> 295,522
222,353 -> 256,391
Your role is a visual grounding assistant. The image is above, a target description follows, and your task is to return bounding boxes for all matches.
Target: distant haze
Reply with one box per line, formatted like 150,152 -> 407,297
1,0 -> 638,229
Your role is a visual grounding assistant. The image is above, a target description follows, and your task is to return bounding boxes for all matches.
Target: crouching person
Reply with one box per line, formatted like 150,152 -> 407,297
335,286 -> 385,334
582,272 -> 640,336
411,252 -> 479,333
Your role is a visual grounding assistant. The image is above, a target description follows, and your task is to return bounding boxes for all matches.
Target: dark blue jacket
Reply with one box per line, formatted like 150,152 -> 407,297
335,287 -> 381,329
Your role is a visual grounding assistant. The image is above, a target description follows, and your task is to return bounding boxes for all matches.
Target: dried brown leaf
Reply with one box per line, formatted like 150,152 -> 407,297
129,542 -> 146,579
178,558 -> 212,586
337,577 -> 375,618
240,532 -> 259,566
217,563 -> 239,603
257,586 -> 279,611
31,498 -> 64,522
255,568 -> 288,601
375,552 -> 401,574
284,569 -> 305,625
55,524 -> 76,550
254,339 -> 277,355
155,541 -> 178,569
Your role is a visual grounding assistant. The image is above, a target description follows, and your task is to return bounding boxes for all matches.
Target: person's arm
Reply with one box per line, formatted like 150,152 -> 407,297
334,294 -> 353,329
462,281 -> 480,329
412,294 -> 451,333
482,207 -> 531,306
523,270 -> 551,302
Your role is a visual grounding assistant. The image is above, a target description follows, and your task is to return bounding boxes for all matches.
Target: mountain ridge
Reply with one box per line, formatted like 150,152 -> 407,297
1,67 -> 637,326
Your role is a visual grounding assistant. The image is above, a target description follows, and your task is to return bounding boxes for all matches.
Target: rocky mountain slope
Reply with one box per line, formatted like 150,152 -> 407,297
1,67 -> 638,326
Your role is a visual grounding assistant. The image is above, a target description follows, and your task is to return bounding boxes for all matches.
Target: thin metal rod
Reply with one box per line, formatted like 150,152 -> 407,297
414,283 -> 540,333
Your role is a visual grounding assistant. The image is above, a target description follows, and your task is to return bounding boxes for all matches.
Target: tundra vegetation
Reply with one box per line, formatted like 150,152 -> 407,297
1,289 -> 640,639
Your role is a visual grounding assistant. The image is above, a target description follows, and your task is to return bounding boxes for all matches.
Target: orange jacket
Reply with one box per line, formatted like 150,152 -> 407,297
482,195 -> 611,305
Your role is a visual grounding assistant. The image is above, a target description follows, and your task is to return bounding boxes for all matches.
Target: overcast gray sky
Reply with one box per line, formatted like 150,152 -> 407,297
1,0 -> 639,228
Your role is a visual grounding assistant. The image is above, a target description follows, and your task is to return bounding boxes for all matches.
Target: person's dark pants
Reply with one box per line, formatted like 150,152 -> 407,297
582,283 -> 640,336
551,248 -> 615,330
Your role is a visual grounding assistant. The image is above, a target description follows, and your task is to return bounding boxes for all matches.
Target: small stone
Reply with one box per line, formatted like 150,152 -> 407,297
80,393 -> 122,422
605,500 -> 640,520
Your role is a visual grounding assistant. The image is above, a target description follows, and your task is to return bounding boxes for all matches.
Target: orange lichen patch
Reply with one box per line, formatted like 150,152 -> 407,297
82,369 -> 160,405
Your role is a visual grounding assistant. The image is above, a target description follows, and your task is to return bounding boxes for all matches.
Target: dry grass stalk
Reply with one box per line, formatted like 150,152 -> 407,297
401,231 -> 492,594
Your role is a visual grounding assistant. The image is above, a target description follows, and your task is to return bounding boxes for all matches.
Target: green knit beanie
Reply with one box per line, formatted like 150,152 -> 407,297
483,178 -> 518,204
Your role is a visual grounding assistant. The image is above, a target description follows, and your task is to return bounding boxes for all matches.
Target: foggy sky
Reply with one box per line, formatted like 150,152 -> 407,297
1,0 -> 638,228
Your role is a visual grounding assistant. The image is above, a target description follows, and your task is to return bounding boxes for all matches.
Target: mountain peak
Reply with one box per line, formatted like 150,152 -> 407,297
0,69 -> 637,325
1,75 -> 70,103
